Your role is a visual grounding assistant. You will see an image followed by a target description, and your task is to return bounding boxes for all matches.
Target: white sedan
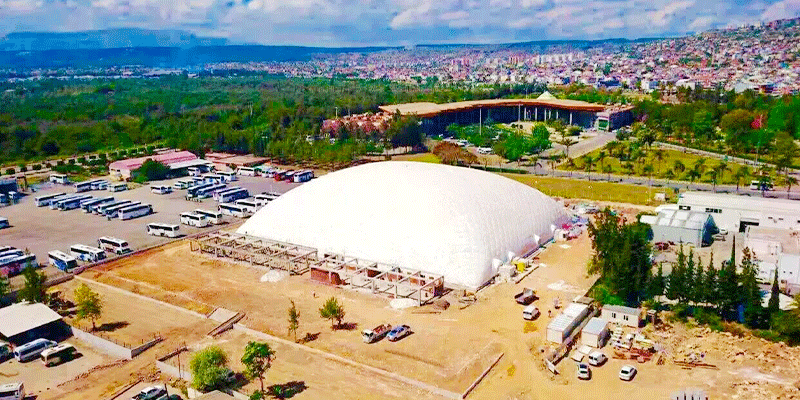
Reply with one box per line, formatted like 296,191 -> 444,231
619,365 -> 637,381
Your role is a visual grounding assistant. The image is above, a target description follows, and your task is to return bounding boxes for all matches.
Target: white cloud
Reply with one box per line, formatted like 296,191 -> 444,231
648,0 -> 695,27
761,0 -> 800,20
688,15 -> 715,31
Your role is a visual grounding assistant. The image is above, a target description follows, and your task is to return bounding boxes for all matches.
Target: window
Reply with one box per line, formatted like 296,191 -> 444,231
704,208 -> 721,214
679,205 -> 691,210
623,315 -> 629,321
611,312 -> 617,318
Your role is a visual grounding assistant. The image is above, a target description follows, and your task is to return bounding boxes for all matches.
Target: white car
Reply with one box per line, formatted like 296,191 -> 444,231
131,386 -> 166,400
619,365 -> 637,381
577,363 -> 591,380
587,351 -> 607,366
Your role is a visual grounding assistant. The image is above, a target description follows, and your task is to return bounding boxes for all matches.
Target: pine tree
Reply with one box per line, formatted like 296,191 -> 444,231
649,263 -> 666,298
703,253 -> 717,307
768,268 -> 780,315
686,249 -> 696,304
740,247 -> 764,327
667,245 -> 686,301
718,237 -> 740,320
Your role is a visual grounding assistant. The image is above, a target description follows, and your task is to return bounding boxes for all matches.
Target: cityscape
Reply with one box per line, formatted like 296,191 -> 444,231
0,4 -> 799,400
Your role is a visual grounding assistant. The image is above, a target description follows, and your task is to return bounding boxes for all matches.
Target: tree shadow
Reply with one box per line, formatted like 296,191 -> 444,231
96,321 -> 129,332
298,332 -> 320,344
268,381 -> 307,399
334,322 -> 358,331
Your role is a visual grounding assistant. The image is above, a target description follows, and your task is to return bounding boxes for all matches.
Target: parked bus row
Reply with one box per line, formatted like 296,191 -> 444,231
0,246 -> 38,278
249,166 -> 314,183
74,179 -> 108,193
36,193 -> 153,220
47,236 -> 131,273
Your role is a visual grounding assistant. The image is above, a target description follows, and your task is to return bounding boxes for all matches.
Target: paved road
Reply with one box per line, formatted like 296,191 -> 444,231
546,132 -> 616,159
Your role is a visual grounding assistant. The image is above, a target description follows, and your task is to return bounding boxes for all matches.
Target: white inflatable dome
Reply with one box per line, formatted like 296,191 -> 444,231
237,161 -> 568,289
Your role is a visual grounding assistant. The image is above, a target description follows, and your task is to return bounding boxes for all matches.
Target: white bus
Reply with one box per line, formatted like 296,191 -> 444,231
91,180 -> 108,190
193,184 -> 227,199
293,170 -> 314,183
95,200 -> 132,215
218,188 -> 250,203
237,166 -> 257,176
180,212 -> 210,228
254,193 -> 279,206
108,183 -> 128,192
98,236 -> 131,254
283,170 -> 297,182
255,165 -> 274,176
146,223 -> 180,238
219,203 -> 253,218
74,179 -> 105,193
56,195 -> 93,211
187,183 -> 214,197
81,196 -> 114,213
48,250 -> 79,272
102,201 -> 140,217
117,203 -> 152,220
69,244 -> 106,262
202,173 -> 225,184
234,199 -> 261,214
41,343 -> 77,367
193,209 -> 224,224
218,170 -> 238,182
34,192 -> 67,207
191,176 -> 206,185
749,180 -> 773,191
13,338 -> 56,362
0,254 -> 37,277
188,165 -> 211,176
0,217 -> 8,229
0,382 -> 24,400
49,174 -> 70,185
211,186 -> 242,201
174,179 -> 195,190
151,185 -> 172,195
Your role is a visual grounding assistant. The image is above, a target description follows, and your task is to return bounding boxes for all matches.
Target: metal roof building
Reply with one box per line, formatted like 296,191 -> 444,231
676,192 -> 800,232
640,209 -> 716,247
0,302 -> 66,344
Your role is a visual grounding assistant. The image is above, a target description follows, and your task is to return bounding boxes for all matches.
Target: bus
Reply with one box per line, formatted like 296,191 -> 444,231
74,179 -> 105,193
151,185 -> 172,195
237,166 -> 257,176
293,170 -> 314,183
117,204 -> 152,220
180,212 -> 210,228
108,183 -> 128,192
193,184 -> 227,199
219,203 -> 253,218
211,186 -> 242,201
41,343 -> 77,367
174,179 -> 195,190
218,188 -> 250,204
91,180 -> 108,190
69,244 -> 106,262
146,223 -> 180,238
81,196 -> 114,213
750,180 -> 773,191
0,247 -> 21,259
49,174 -> 70,185
283,170 -> 297,182
0,382 -> 24,400
188,165 -> 211,176
48,250 -> 79,272
0,254 -> 36,277
194,209 -> 224,225
0,217 -> 8,229
34,193 -> 67,207
273,169 -> 288,181
49,194 -> 87,210
255,165 -> 274,176
218,170 -> 238,182
101,201 -> 140,217
253,193 -> 278,207
98,236 -> 131,254
13,338 -> 56,362
187,183 -> 214,197
234,199 -> 261,214
94,200 -> 132,215
56,195 -> 93,211
202,173 -> 225,184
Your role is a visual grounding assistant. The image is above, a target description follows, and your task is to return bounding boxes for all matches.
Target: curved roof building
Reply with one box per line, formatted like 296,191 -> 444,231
237,162 -> 568,288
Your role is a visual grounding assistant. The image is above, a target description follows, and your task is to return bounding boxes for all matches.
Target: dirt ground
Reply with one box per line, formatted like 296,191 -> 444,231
46,218 -> 800,400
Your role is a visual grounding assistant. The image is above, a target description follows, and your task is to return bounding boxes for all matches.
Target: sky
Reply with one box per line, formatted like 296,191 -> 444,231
1,0 -> 799,46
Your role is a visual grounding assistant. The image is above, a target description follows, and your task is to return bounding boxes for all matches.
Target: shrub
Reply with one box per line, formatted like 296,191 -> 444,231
722,322 -> 748,338
32,164 -> 41,171
694,308 -> 723,331
5,168 -> 15,175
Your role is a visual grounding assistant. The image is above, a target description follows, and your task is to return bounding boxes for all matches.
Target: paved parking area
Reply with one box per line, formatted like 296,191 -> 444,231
1,175 -> 301,287
0,340 -> 109,396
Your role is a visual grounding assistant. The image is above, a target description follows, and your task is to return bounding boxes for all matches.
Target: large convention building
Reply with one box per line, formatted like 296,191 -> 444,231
379,92 -> 634,136
237,161 -> 569,289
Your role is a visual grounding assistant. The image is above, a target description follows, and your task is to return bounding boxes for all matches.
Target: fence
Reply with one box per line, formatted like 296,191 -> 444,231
71,326 -> 162,360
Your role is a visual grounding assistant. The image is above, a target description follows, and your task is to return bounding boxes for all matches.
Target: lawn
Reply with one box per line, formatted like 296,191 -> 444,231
502,173 -> 670,205
559,146 -> 776,187
394,153 -> 442,163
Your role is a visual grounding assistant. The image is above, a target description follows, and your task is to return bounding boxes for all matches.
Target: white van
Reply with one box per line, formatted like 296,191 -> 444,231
523,305 -> 540,320
0,383 -> 24,400
14,338 -> 57,362
587,351 -> 607,366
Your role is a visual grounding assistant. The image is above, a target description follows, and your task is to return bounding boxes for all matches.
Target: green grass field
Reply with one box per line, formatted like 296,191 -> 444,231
394,153 -> 443,163
502,174 -> 670,205
559,147 -> 775,186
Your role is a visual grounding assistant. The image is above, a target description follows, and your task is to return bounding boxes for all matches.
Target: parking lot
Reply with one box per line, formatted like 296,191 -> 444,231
0,340 -> 110,397
1,175 -> 301,287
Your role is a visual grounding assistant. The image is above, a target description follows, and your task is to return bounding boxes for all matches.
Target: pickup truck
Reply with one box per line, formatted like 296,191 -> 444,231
514,288 -> 536,305
362,324 -> 392,343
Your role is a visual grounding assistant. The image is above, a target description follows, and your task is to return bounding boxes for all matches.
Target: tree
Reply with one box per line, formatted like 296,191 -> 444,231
133,158 -> 169,182
772,131 -> 799,174
651,148 -> 666,174
287,301 -> 300,342
768,268 -> 780,316
734,165 -> 750,192
664,169 -> 675,186
241,341 -> 275,396
19,266 -> 46,303
673,160 -> 686,176
740,247 -> 765,327
0,275 -> 8,306
190,346 -> 229,392
74,283 -> 103,331
781,175 -> 798,197
319,297 -> 345,329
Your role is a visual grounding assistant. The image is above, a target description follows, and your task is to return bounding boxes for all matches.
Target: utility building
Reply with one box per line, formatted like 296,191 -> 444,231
640,209 -> 717,247
675,192 -> 800,232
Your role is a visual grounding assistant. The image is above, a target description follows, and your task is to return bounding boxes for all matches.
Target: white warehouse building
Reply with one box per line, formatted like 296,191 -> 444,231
237,161 -> 569,289
674,192 -> 800,233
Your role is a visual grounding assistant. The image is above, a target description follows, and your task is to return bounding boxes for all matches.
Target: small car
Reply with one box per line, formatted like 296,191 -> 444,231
387,325 -> 412,342
0,343 -> 11,362
587,351 -> 607,367
131,386 -> 167,400
619,365 -> 637,381
577,363 -> 591,380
